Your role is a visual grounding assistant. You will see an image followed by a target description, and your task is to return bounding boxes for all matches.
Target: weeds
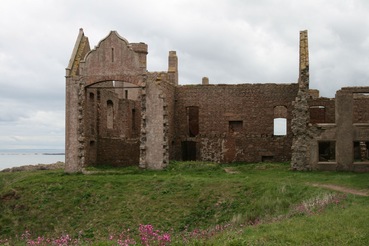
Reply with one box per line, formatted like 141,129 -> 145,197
1,162 -> 368,245
292,192 -> 347,216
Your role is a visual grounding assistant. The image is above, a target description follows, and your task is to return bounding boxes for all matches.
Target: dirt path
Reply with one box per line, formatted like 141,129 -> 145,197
311,183 -> 368,197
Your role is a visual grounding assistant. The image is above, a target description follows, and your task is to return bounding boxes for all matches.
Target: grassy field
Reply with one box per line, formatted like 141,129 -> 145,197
0,161 -> 368,245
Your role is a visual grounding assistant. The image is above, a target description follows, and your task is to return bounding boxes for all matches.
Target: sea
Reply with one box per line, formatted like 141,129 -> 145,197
0,149 -> 65,171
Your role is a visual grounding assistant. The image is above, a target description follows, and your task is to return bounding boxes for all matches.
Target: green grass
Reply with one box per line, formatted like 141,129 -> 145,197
0,161 -> 368,245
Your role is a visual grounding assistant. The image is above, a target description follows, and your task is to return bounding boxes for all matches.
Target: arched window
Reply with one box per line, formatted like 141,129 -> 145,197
107,100 -> 114,129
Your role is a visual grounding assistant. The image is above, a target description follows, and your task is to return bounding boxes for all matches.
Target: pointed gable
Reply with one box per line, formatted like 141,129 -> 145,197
80,31 -> 146,86
66,28 -> 91,77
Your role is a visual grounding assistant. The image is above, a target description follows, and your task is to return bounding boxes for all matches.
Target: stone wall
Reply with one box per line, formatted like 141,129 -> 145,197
291,30 -> 311,171
175,83 -> 298,163
66,29 -> 369,173
353,97 -> 369,123
96,138 -> 139,166
139,73 -> 175,169
308,98 -> 335,124
84,83 -> 141,167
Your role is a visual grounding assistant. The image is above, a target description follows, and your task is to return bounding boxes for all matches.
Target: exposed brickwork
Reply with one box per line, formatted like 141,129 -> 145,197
96,138 -> 139,166
65,29 -> 369,173
308,98 -> 335,124
175,84 -> 298,163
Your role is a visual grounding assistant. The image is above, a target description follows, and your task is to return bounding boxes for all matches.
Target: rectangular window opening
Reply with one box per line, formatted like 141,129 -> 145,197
132,109 -> 136,132
187,106 -> 199,137
309,106 -> 326,124
273,118 -> 287,136
318,141 -> 336,162
353,141 -> 369,162
262,156 -> 274,162
353,93 -> 369,123
229,121 -> 243,133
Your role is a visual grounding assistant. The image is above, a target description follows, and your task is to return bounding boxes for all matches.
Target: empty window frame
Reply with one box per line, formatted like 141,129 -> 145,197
132,109 -> 136,133
353,141 -> 369,162
229,121 -> 243,133
310,106 -> 326,124
318,141 -> 336,162
187,106 -> 199,137
107,100 -> 114,129
273,118 -> 287,136
89,92 -> 96,135
353,93 -> 369,123
273,106 -> 287,136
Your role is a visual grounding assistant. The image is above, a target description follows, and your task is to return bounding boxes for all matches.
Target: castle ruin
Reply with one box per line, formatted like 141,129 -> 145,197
65,29 -> 369,172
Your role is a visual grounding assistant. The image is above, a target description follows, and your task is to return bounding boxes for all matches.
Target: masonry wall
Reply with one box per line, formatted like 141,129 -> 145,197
84,82 -> 141,167
308,98 -> 335,124
157,77 -> 176,160
174,83 -> 299,163
96,138 -> 139,166
353,97 -> 369,123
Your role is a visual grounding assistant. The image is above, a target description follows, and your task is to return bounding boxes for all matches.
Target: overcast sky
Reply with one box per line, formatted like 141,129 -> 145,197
1,0 -> 369,149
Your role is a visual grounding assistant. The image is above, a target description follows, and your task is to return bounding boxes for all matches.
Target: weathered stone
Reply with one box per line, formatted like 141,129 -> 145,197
65,29 -> 369,173
291,30 -> 311,171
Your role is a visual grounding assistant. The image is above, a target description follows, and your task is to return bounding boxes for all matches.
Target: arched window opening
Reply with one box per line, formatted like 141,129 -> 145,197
107,100 -> 114,129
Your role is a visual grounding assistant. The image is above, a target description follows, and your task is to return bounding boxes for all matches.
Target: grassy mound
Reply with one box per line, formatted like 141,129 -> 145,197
0,162 -> 368,245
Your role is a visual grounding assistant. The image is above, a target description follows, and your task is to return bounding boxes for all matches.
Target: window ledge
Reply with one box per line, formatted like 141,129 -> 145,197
317,162 -> 337,165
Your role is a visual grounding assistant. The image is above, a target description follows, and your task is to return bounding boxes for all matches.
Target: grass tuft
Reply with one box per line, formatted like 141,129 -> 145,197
0,161 -> 368,245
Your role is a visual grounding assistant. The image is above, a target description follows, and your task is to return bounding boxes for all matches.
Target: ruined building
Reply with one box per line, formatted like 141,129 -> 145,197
65,29 -> 369,173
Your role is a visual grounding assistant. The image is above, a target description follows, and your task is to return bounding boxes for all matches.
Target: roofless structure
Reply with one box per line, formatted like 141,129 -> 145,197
65,29 -> 369,172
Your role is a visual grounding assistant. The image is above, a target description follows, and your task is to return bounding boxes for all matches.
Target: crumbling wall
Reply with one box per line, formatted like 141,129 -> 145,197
175,83 -> 298,163
66,30 -> 147,172
353,96 -> 369,123
66,29 -> 369,173
65,29 -> 90,173
308,98 -> 335,124
84,84 -> 141,167
291,30 -> 311,171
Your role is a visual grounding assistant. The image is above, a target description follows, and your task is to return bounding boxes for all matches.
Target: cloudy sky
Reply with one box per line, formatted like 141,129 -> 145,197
1,0 -> 369,149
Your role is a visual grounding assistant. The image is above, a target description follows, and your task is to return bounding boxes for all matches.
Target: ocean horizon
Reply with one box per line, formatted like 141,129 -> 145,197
0,149 -> 65,171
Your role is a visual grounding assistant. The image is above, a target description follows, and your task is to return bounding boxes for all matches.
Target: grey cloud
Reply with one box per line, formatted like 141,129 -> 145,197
1,0 -> 369,149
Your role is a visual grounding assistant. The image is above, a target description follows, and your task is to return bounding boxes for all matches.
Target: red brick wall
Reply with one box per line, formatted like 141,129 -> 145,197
84,82 -> 141,167
308,98 -> 335,123
174,83 -> 298,163
96,138 -> 139,166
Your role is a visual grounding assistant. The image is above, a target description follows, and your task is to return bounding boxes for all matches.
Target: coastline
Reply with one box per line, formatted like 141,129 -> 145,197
0,161 -> 65,172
